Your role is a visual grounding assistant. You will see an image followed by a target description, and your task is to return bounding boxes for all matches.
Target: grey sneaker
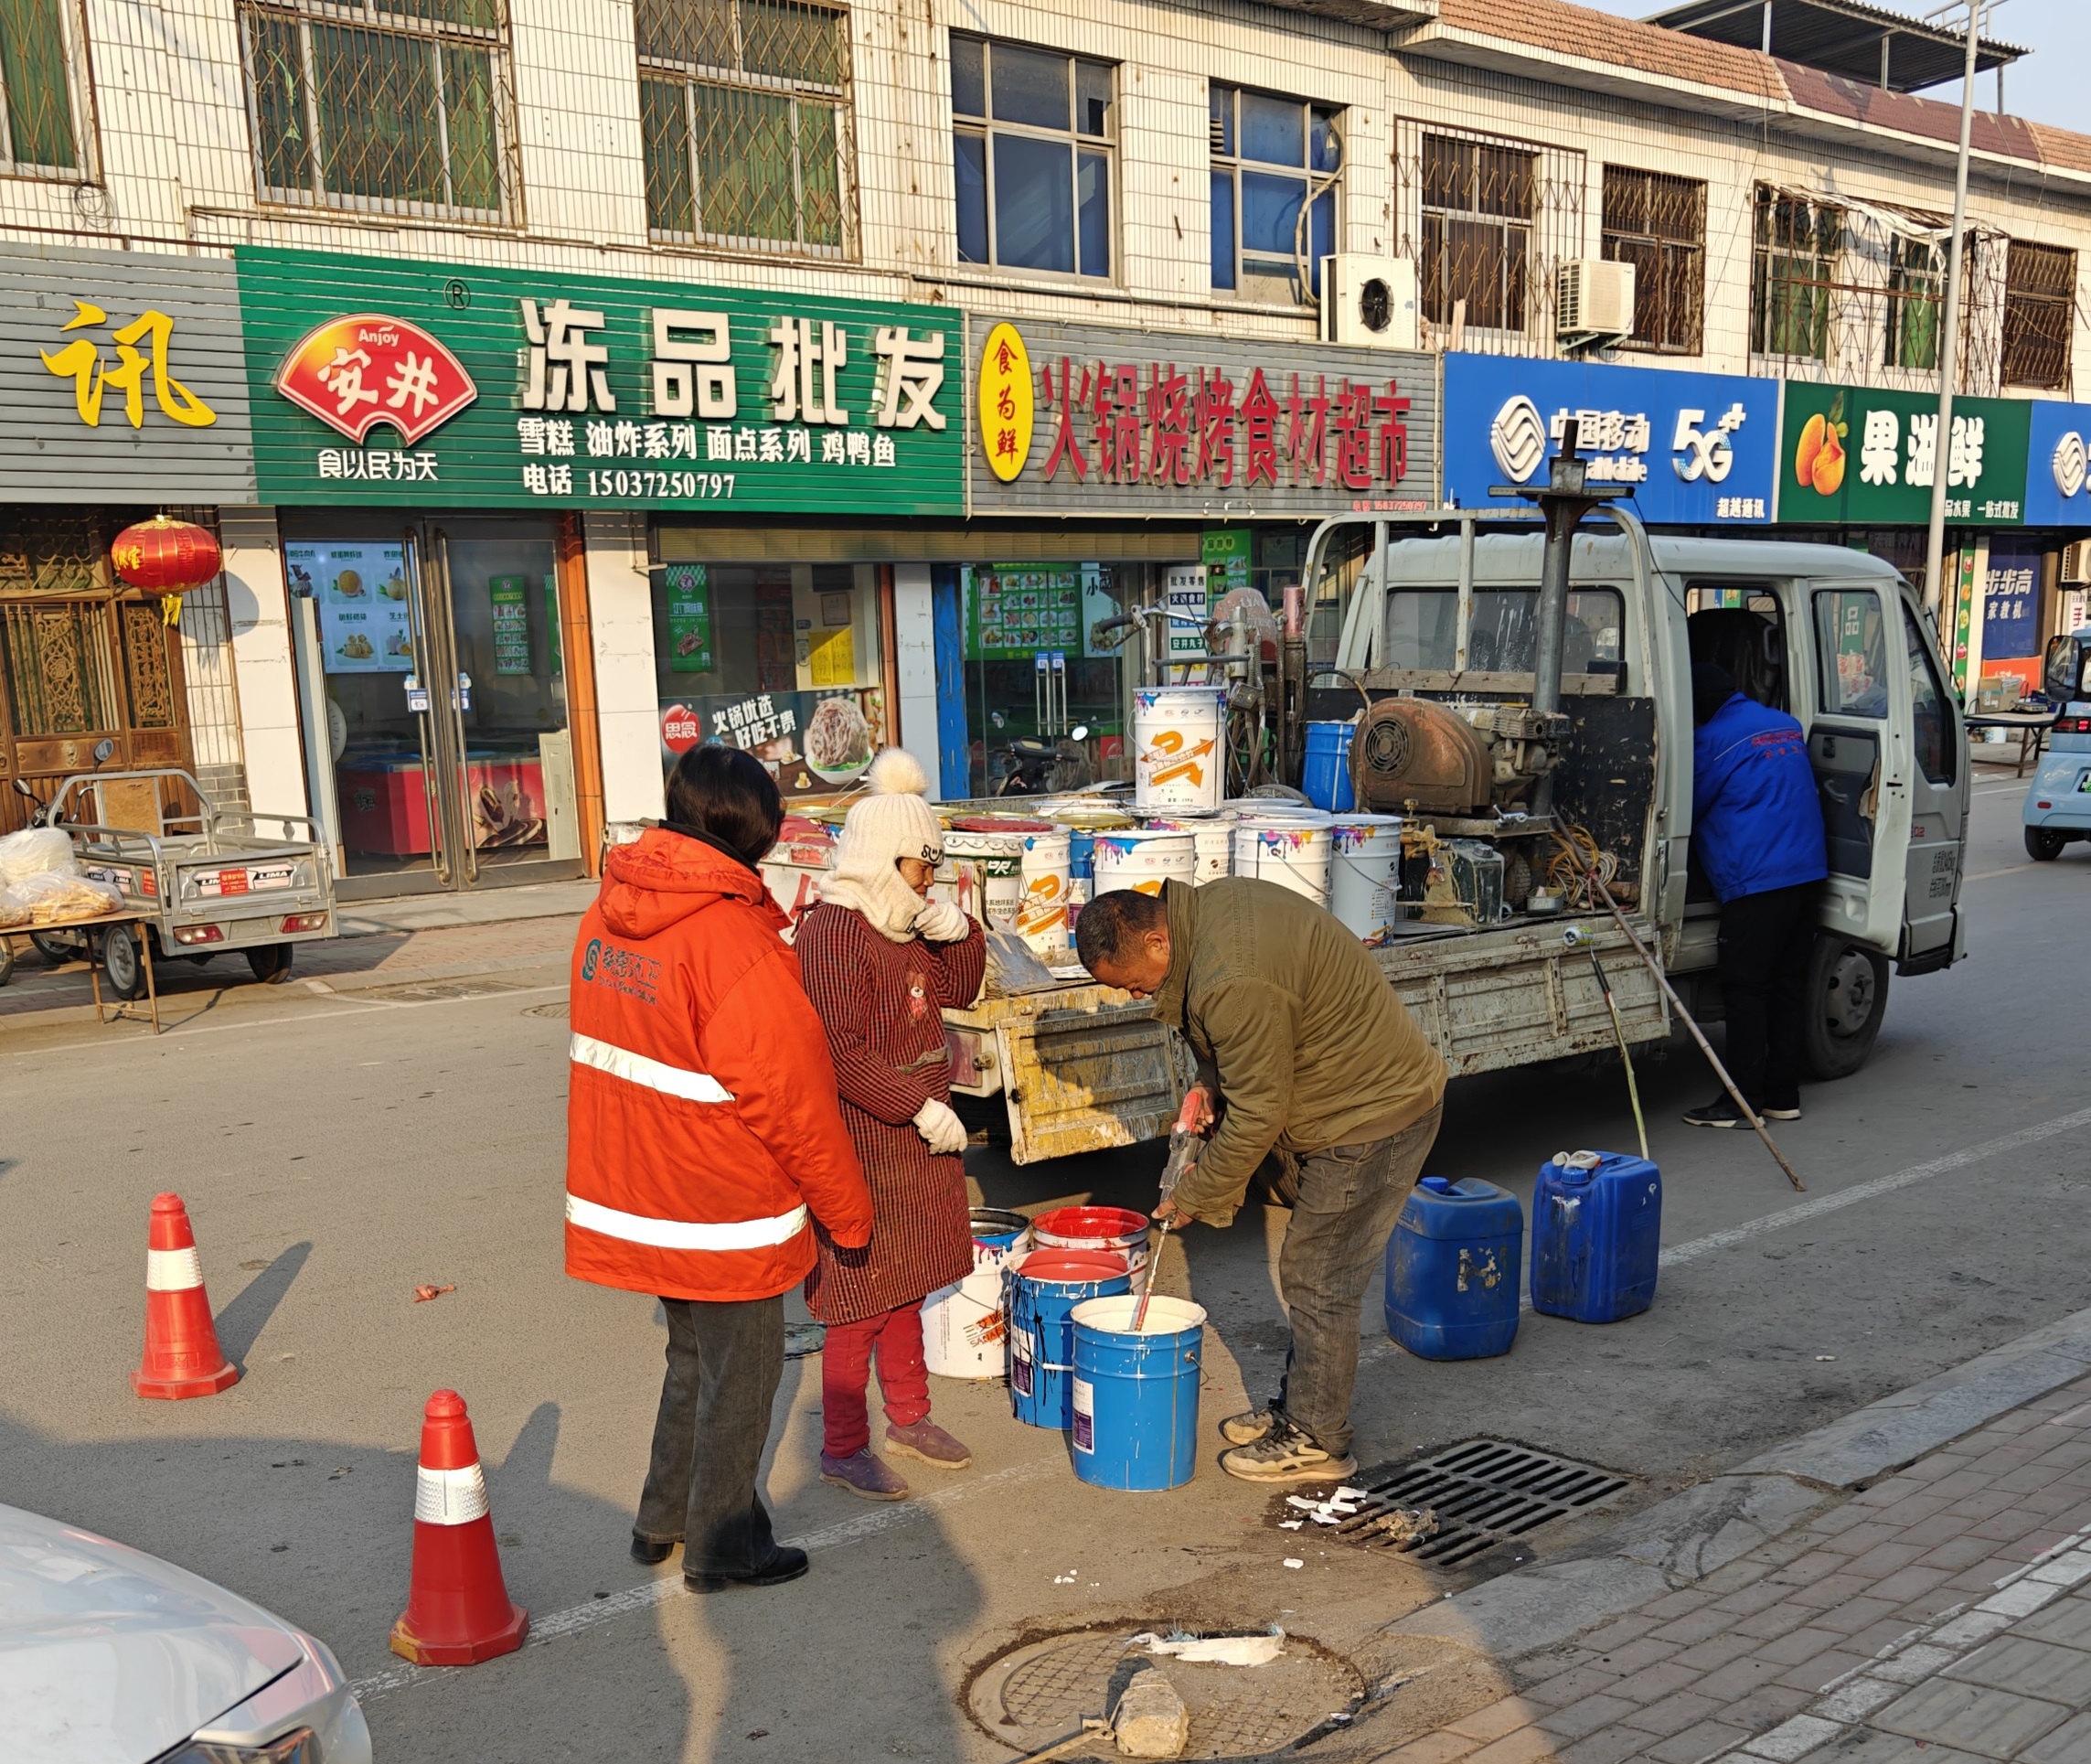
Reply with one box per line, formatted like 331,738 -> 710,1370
1219,1422 -> 1359,1485
1219,1406 -> 1276,1446
885,1418 -> 973,1470
819,1449 -> 910,1501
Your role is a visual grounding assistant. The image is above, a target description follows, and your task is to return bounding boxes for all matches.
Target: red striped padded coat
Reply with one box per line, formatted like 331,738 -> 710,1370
564,828 -> 873,1302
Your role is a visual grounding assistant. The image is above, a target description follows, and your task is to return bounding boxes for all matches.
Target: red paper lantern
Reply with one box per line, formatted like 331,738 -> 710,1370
111,517 -> 222,594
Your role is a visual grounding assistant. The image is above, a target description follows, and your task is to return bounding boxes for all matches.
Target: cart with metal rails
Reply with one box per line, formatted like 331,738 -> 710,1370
16,767 -> 338,1001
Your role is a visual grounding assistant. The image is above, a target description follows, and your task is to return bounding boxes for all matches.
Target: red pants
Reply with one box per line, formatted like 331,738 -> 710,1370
821,1303 -> 932,1458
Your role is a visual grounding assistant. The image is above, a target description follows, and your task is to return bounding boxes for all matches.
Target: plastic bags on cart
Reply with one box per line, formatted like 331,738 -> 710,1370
5,871 -> 121,925
0,827 -> 77,886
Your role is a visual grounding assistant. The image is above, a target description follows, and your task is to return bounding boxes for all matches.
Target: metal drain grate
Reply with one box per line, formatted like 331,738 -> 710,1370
1333,1438 -> 1631,1566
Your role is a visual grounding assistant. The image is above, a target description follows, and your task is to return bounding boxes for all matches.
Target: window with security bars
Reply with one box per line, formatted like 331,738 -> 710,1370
0,0 -> 90,176
638,0 -> 849,254
1601,166 -> 1704,356
1209,84 -> 1339,305
240,0 -> 513,219
1884,234 -> 1944,372
2001,239 -> 2075,390
952,33 -> 1114,281
1751,187 -> 1840,361
1420,133 -> 1534,332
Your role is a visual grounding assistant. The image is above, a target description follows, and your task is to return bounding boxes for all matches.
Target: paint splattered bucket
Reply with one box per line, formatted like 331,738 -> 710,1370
1134,686 -> 1226,810
1232,814 -> 1334,904
1016,828 -> 1073,954
1328,813 -> 1403,944
1006,1249 -> 1133,1429
1091,830 -> 1196,901
1142,816 -> 1232,885
923,1265 -> 1008,1381
944,825 -> 1026,930
1069,1294 -> 1208,1491
969,1206 -> 1033,1268
1031,1205 -> 1151,1271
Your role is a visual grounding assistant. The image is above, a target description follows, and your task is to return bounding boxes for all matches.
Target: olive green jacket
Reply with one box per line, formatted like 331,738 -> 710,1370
1149,877 -> 1447,1225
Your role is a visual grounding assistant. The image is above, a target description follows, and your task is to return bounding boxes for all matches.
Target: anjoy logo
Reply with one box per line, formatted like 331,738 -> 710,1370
1488,396 -> 1548,484
2054,431 -> 2087,501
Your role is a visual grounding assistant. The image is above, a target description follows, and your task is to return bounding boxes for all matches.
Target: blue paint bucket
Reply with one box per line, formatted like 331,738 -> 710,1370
968,1207 -> 1032,1270
1069,1295 -> 1207,1491
1302,722 -> 1356,812
1066,829 -> 1096,882
1006,1250 -> 1131,1429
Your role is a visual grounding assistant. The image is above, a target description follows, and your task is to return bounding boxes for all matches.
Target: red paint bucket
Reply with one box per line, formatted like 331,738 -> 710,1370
1031,1206 -> 1150,1268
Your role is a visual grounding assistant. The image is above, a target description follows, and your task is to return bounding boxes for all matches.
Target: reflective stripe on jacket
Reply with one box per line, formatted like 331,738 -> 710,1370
563,827 -> 873,1302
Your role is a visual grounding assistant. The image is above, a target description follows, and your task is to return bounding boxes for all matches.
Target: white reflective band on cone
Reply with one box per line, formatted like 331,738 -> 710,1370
565,1192 -> 809,1251
414,1463 -> 489,1526
570,1033 -> 734,1104
146,1247 -> 203,1291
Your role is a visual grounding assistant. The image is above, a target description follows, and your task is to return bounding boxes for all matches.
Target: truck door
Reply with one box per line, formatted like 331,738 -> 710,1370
1893,598 -> 1968,967
1802,584 -> 1904,954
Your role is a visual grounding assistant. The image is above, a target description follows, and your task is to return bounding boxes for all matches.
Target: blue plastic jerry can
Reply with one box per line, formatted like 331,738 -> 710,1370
1385,1177 -> 1523,1360
1530,1151 -> 1662,1324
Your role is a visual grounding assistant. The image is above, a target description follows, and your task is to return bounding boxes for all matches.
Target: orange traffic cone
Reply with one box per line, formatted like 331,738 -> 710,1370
390,1390 -> 528,1665
132,1192 -> 239,1399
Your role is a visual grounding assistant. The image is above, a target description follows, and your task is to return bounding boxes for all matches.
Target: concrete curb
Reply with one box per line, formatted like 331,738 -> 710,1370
1382,1300 -> 2091,1662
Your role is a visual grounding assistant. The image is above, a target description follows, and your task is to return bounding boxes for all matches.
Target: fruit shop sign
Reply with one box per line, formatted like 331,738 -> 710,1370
1778,384 -> 2031,529
1441,356 -> 1778,525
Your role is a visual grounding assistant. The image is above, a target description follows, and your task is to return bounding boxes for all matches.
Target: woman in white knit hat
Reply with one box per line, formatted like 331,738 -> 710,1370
795,747 -> 986,1500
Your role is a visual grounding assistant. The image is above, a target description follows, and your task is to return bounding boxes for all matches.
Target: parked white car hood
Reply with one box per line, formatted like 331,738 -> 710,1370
0,1502 -> 306,1764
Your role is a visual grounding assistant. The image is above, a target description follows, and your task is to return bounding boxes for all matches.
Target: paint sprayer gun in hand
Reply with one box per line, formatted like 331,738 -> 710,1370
1134,1089 -> 1210,1330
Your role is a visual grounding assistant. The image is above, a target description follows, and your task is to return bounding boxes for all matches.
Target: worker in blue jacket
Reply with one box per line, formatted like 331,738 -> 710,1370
1684,661 -> 1830,1129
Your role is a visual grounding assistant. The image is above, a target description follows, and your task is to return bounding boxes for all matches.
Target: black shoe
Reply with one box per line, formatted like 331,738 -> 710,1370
631,1533 -> 677,1566
1682,1096 -> 1748,1128
687,1545 -> 810,1593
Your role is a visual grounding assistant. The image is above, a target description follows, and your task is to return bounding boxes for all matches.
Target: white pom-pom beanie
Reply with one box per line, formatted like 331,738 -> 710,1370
818,747 -> 943,940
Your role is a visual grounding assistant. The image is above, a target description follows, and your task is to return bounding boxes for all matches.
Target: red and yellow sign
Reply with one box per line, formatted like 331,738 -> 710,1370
976,321 -> 1033,484
275,313 -> 477,446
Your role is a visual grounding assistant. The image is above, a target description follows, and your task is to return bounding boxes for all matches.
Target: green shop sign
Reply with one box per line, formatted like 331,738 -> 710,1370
1778,382 -> 2030,528
234,247 -> 964,516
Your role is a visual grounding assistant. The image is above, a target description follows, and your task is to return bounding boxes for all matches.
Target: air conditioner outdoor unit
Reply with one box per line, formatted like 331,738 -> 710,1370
2062,540 -> 2091,586
1321,255 -> 1417,350
1557,258 -> 1636,344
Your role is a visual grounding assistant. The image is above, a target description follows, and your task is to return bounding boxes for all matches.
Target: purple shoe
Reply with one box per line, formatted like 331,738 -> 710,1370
886,1419 -> 973,1470
819,1449 -> 909,1501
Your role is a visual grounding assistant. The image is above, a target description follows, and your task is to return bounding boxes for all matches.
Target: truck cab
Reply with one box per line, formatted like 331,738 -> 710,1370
2022,629 -> 2091,861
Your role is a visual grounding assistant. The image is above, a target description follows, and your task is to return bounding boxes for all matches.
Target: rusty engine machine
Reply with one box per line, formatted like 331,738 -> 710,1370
1350,697 -> 1571,818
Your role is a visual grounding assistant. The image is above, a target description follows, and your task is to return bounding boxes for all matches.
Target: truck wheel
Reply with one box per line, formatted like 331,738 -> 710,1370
2025,827 -> 2068,861
101,925 -> 144,1000
246,944 -> 294,985
0,937 -> 14,987
1804,935 -> 1888,1082
30,932 -> 76,967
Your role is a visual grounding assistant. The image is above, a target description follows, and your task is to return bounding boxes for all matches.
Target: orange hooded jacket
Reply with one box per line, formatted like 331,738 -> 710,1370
564,827 -> 873,1302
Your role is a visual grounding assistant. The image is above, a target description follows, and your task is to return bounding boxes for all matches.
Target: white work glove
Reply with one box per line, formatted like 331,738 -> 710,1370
913,898 -> 972,943
913,1096 -> 969,1156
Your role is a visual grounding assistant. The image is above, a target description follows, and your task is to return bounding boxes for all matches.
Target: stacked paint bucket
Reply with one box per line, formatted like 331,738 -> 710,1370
923,1208 -> 1034,1381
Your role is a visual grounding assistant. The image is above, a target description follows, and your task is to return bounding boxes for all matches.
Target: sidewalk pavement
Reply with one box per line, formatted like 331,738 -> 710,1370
1357,1315 -> 2091,1764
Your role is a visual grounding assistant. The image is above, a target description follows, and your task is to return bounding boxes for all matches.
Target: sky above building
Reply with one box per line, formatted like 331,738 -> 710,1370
1570,0 -> 2079,131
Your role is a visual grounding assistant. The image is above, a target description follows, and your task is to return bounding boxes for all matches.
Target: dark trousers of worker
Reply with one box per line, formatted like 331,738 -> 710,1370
1716,881 -> 1820,1112
1274,1102 -> 1444,1459
821,1303 -> 932,1459
635,1294 -> 784,1579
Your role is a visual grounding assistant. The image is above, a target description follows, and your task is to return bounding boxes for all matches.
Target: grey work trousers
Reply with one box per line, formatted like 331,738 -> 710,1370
634,1293 -> 784,1578
1273,1102 -> 1443,1459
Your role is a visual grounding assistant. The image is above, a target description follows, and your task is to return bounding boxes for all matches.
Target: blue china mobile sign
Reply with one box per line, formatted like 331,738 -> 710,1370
2024,401 -> 2091,529
1441,355 -> 1781,525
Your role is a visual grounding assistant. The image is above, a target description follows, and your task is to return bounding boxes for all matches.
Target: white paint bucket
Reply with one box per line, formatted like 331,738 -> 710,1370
944,827 -> 1026,930
1016,828 -> 1072,953
1134,686 -> 1226,811
923,1264 -> 1008,1380
1232,814 -> 1334,904
1091,829 -> 1197,899
1142,816 -> 1232,885
1328,814 -> 1403,945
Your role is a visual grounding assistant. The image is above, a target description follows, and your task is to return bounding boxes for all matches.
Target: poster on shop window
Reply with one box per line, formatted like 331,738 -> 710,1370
657,688 -> 884,796
288,541 -> 413,674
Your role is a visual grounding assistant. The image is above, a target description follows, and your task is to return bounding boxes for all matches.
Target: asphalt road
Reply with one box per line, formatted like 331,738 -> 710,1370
2,773 -> 2082,1762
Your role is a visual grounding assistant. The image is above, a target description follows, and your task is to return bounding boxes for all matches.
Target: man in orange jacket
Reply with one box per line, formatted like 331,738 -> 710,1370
566,745 -> 873,1592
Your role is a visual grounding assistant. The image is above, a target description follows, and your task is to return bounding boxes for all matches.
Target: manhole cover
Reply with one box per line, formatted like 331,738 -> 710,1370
361,978 -> 531,1003
967,1626 -> 1361,1760
1315,1438 -> 1632,1567
524,999 -> 570,1019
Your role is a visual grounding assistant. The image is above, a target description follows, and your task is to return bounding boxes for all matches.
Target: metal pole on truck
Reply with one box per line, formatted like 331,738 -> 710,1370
1918,0 -> 2004,630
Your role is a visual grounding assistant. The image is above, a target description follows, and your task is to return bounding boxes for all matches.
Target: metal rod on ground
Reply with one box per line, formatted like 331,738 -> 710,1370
1588,876 -> 1806,1193
1584,943 -> 1649,1161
